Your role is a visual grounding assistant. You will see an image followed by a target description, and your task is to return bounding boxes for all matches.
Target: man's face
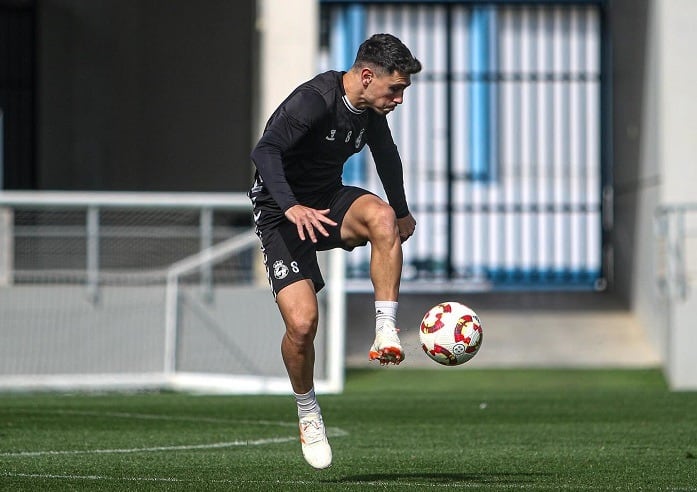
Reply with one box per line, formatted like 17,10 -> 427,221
364,70 -> 411,115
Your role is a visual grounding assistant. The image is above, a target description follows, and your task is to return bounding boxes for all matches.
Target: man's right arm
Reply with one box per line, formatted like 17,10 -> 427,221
250,90 -> 338,242
250,90 -> 326,212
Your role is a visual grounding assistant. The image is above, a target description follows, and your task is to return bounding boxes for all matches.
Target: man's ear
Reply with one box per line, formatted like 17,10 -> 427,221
360,67 -> 373,88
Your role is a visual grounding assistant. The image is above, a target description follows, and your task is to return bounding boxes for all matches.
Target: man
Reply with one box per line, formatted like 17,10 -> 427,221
248,33 -> 421,469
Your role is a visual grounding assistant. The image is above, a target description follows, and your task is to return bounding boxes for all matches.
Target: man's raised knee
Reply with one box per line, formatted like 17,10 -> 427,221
367,202 -> 399,242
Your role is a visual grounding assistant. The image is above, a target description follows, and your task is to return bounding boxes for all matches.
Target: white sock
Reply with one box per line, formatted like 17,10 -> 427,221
375,301 -> 398,331
294,387 -> 321,418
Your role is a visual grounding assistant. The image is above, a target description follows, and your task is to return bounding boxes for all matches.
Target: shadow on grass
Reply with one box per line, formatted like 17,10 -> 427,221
324,472 -> 549,486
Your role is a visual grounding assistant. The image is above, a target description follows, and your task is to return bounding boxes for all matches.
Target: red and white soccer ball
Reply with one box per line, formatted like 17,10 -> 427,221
419,301 -> 483,366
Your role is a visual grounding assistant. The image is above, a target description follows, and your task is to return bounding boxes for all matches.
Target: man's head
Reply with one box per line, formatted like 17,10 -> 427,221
349,33 -> 422,115
353,33 -> 422,77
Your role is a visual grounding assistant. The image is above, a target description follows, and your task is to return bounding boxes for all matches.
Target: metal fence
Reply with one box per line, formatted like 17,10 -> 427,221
655,203 -> 697,302
0,191 -> 345,394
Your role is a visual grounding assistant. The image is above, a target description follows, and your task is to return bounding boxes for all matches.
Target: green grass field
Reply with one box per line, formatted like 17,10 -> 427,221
1,369 -> 695,491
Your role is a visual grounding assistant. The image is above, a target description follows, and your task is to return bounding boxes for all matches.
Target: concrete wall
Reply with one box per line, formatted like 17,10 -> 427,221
651,0 -> 697,389
610,0 -> 663,344
655,1 -> 697,202
611,0 -> 697,388
253,0 -> 319,138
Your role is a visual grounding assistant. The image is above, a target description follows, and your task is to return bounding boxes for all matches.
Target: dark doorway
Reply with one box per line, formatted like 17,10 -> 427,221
0,0 -> 36,189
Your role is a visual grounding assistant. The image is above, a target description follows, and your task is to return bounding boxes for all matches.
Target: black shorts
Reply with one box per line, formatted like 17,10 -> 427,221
250,185 -> 373,297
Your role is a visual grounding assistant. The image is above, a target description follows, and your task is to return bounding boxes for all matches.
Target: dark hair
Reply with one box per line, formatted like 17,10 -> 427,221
353,33 -> 422,75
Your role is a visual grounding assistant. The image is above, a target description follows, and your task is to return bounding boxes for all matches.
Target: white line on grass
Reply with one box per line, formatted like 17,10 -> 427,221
0,411 -> 348,458
49,409 -> 300,428
3,472 -> 200,483
48,409 -> 347,436
48,409 -> 348,436
0,436 -> 298,458
0,473 -> 626,489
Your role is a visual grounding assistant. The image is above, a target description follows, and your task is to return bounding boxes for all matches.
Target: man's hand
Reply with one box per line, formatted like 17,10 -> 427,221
397,213 -> 416,243
285,205 -> 338,243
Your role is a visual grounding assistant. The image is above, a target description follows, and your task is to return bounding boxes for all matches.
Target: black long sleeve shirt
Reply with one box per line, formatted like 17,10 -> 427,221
249,70 -> 410,219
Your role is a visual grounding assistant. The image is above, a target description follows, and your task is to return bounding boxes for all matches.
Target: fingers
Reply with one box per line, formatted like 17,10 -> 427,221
295,221 -> 306,241
398,222 -> 413,242
315,209 -> 338,226
397,214 -> 416,243
399,228 -> 415,243
287,206 -> 337,243
302,209 -> 335,243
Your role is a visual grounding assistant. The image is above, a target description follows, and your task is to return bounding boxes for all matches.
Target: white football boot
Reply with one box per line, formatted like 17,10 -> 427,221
368,322 -> 404,365
298,412 -> 332,469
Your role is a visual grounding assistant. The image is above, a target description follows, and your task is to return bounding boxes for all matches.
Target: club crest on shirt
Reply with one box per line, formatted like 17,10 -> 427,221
273,260 -> 289,279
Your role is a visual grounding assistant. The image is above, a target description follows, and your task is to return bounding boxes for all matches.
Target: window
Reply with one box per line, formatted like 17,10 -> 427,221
321,1 -> 606,290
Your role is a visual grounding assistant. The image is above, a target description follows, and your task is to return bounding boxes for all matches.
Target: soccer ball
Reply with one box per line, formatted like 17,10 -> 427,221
419,301 -> 483,366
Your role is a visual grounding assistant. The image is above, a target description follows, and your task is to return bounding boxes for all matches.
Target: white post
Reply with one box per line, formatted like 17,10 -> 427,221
0,207 -> 13,286
325,248 -> 346,393
163,273 -> 179,376
200,207 -> 213,301
86,206 -> 100,303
